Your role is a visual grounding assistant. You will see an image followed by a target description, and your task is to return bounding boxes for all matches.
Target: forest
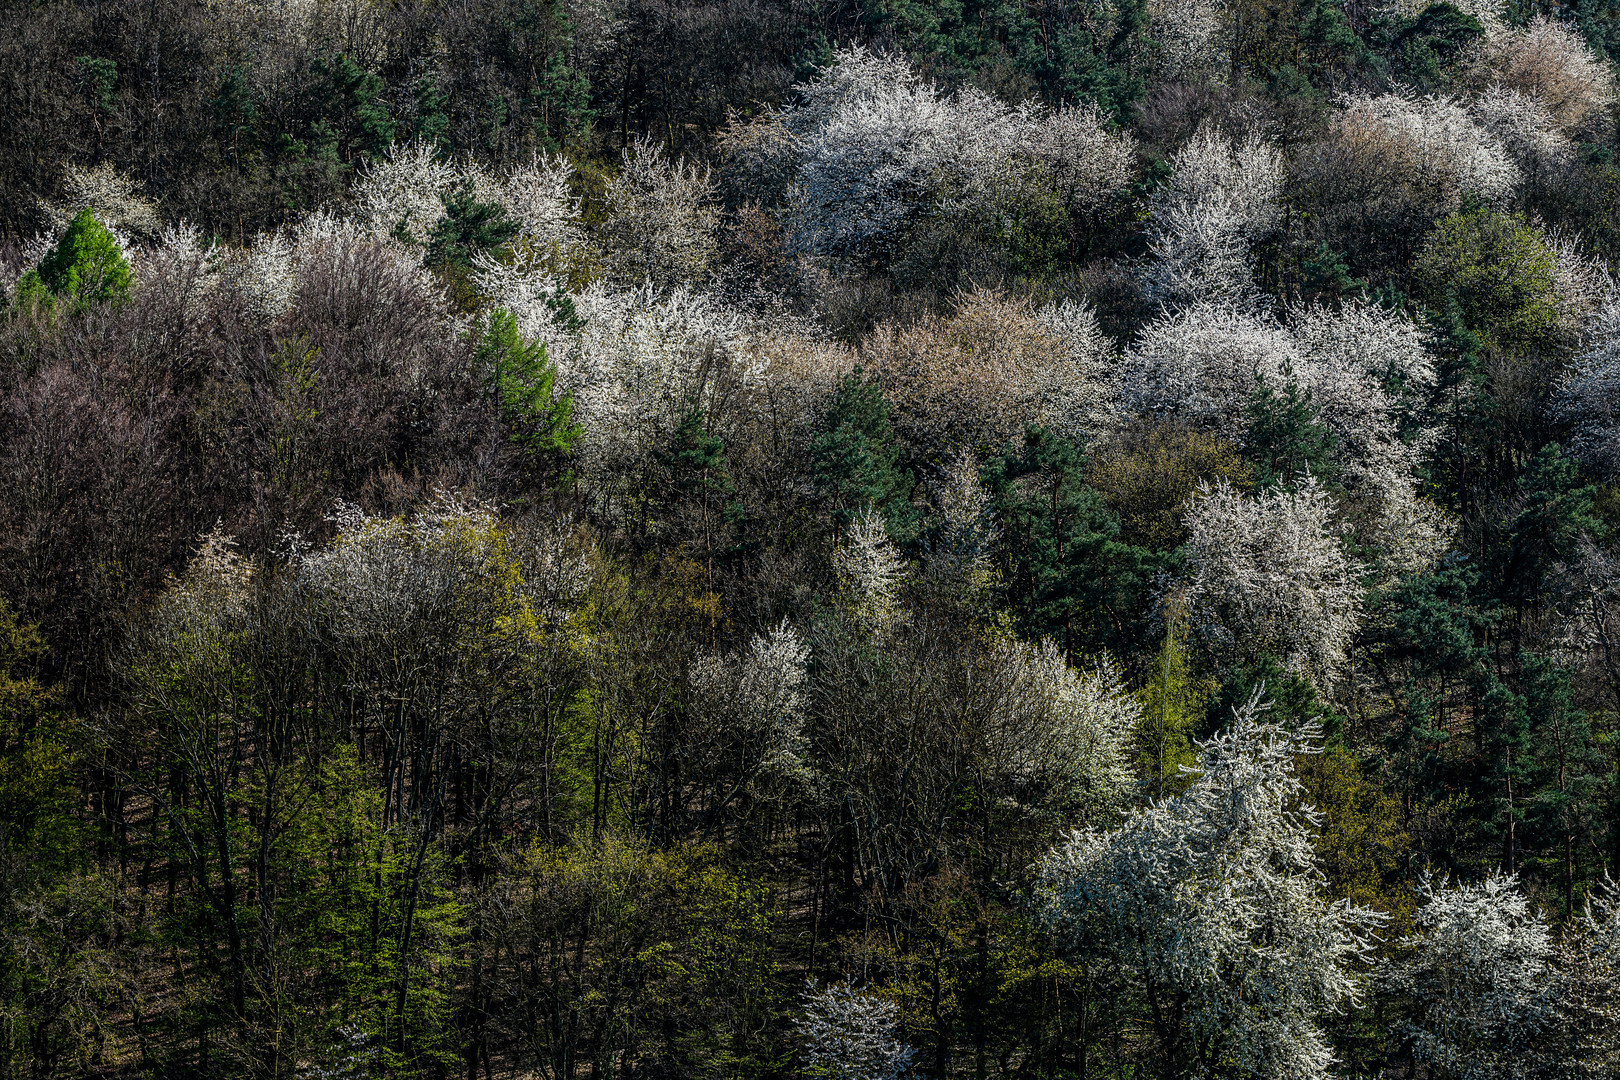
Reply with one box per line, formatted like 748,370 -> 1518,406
4,0 -> 1620,1073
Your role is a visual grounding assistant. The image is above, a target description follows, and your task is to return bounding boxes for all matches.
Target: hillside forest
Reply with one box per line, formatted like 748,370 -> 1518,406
6,0 -> 1620,1075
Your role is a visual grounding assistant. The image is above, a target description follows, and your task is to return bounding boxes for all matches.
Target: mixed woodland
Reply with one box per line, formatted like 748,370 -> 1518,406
8,0 -> 1620,1074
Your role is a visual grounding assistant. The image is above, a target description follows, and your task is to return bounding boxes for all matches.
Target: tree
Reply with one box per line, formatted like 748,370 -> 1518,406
15,209 -> 133,313
1038,693 -> 1384,1080
474,307 -> 581,460
1142,126 -> 1284,311
796,982 -> 917,1080
600,138 -> 721,290
1182,477 -> 1364,689
983,427 -> 1156,660
811,372 -> 919,544
1380,873 -> 1553,1079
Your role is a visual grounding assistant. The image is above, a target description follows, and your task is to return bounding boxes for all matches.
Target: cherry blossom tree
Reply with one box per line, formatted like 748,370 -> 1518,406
1380,873 -> 1553,1079
1183,477 -> 1364,688
600,138 -> 721,290
1143,126 -> 1284,311
1038,693 -> 1384,1079
795,982 -> 916,1080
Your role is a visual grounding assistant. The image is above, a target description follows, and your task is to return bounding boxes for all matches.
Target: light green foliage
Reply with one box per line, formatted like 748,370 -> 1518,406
475,307 -> 581,457
15,209 -> 133,313
1415,209 -> 1561,356
1136,594 -> 1210,797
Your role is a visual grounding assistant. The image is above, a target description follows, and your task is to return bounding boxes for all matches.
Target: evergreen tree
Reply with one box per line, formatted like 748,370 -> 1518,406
811,372 -> 919,543
14,208 -> 133,313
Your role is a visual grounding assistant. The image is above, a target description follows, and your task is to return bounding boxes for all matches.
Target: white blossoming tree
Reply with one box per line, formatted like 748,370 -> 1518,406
795,982 -> 916,1080
1380,873 -> 1553,1079
1117,303 -> 1301,439
1555,294 -> 1620,480
1183,477 -> 1364,689
600,138 -> 721,290
992,640 -> 1139,817
1143,126 -> 1284,311
1038,693 -> 1384,1079
687,619 -> 815,806
779,47 -> 1134,266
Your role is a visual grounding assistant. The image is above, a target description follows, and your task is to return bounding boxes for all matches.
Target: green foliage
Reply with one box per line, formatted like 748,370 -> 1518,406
474,307 -> 581,457
1300,242 -> 1363,304
16,209 -> 133,313
74,56 -> 117,113
1137,595 -> 1209,796
410,78 -> 451,146
983,427 -> 1158,658
1243,374 -> 1342,489
0,603 -> 80,879
429,184 -> 519,272
1415,209 -> 1562,356
1378,2 -> 1485,89
1498,444 -> 1602,608
311,54 -> 396,163
812,371 -> 920,543
531,54 -> 596,151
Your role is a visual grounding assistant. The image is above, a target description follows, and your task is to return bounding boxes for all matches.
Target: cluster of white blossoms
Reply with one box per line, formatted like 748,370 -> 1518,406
1116,299 -> 1452,580
834,510 -> 909,637
1468,15 -> 1615,138
352,140 -> 583,253
599,138 -> 721,289
773,47 -> 1135,262
1555,294 -> 1620,480
688,619 -> 814,790
1328,91 -> 1521,207
1038,695 -> 1385,1080
1183,478 -> 1364,688
1143,126 -> 1285,311
992,641 -> 1139,816
795,982 -> 916,1080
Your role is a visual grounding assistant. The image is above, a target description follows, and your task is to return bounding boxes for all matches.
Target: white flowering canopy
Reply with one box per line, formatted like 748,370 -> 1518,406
1330,91 -> 1520,206
992,640 -> 1139,816
688,619 -> 815,791
1555,294 -> 1620,480
1143,126 -> 1285,311
834,510 -> 908,636
1380,873 -> 1554,1079
1183,478 -> 1364,688
1038,694 -> 1384,1080
1118,303 -> 1302,438
781,46 -> 1134,262
795,982 -> 916,1080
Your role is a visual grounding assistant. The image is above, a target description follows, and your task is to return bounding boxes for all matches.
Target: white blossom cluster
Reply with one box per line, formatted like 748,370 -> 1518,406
352,140 -> 582,253
1183,477 -> 1364,688
599,138 -> 721,289
795,982 -> 916,1080
1329,91 -> 1520,208
688,619 -> 814,789
1470,85 -> 1575,184
1117,303 -> 1300,438
834,510 -> 908,636
993,641 -> 1138,816
925,449 -> 997,588
1038,694 -> 1384,1080
1468,16 -> 1615,138
1554,294 -> 1620,480
44,161 -> 162,238
1381,873 -> 1553,1079
1117,300 -> 1451,577
1143,126 -> 1285,311
778,47 -> 1135,262
1144,0 -> 1225,79
563,284 -> 753,489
